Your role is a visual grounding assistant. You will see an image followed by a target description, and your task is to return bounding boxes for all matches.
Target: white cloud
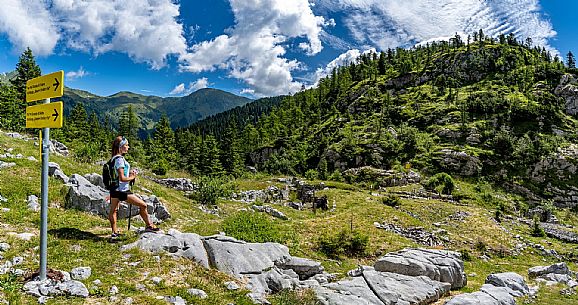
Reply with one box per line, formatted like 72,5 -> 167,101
66,67 -> 89,80
179,0 -> 327,97
190,77 -> 209,91
316,0 -> 556,52
169,78 -> 210,95
0,0 -> 59,55
312,48 -> 375,85
169,83 -> 186,95
0,0 -> 187,68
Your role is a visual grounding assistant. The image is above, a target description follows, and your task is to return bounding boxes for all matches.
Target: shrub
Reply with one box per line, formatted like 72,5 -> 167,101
424,172 -> 455,195
151,158 -> 169,175
318,229 -> 369,258
458,249 -> 472,261
305,169 -> 319,180
531,216 -> 546,237
381,194 -> 401,207
222,211 -> 287,243
192,175 -> 234,206
327,169 -> 343,182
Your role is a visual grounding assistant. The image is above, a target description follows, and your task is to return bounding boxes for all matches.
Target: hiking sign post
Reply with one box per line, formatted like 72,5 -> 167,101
26,71 -> 64,281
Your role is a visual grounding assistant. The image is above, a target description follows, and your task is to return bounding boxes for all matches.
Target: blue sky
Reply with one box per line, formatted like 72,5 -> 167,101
0,0 -> 576,99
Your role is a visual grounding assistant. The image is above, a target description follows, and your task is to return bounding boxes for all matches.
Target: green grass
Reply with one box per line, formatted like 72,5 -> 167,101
1,131 -> 578,304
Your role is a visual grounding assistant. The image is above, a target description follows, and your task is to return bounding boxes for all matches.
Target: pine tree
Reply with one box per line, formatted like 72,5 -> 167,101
119,105 -> 139,140
0,84 -> 19,131
220,121 -> 244,175
199,135 -> 224,175
11,47 -> 42,102
567,51 -> 576,69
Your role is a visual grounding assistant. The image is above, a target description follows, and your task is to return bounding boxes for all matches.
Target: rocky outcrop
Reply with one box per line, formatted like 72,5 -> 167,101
123,231 -> 328,301
373,248 -> 466,289
23,269 -> 89,301
49,140 -> 69,156
435,149 -> 481,176
445,272 -> 530,305
343,166 -> 421,187
540,223 -> 578,244
64,174 -> 170,222
555,74 -> 578,115
252,205 -> 288,220
148,177 -> 196,192
374,222 -> 446,247
529,262 -> 577,287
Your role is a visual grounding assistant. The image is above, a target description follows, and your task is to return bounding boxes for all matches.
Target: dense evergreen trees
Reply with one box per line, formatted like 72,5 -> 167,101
1,32 -> 577,184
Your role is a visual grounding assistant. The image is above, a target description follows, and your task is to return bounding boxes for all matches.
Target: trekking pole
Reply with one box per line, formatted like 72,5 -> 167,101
128,175 -> 136,231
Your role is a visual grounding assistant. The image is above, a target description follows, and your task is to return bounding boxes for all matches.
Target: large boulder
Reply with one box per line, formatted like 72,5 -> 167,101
445,273 -> 528,305
555,73 -> 578,115
167,229 -> 209,268
373,248 -> 467,289
315,267 -> 450,305
202,235 -> 291,277
528,262 -> 571,278
435,149 -> 481,176
64,174 -> 170,221
485,272 -> 529,297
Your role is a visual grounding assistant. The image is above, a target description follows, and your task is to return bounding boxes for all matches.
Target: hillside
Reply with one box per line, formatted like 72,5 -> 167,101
59,88 -> 253,135
189,38 -> 578,213
0,129 -> 577,304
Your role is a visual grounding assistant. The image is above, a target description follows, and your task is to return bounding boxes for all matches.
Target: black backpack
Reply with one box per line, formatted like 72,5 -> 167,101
102,156 -> 121,191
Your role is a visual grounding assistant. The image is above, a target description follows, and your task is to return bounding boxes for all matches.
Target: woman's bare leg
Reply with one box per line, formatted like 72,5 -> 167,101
126,194 -> 155,228
109,198 -> 120,234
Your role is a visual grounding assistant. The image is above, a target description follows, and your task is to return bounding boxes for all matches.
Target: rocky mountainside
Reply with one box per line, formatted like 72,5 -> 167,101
228,41 -> 578,211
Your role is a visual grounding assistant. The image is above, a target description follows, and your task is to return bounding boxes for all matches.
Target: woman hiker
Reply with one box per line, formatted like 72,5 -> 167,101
109,135 -> 159,238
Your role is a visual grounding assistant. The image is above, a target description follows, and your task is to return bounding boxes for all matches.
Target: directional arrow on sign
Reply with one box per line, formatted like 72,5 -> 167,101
53,78 -> 60,92
52,108 -> 59,121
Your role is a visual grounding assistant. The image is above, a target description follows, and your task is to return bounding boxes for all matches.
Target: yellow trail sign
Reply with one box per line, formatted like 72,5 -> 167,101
26,102 -> 63,129
26,71 -> 64,102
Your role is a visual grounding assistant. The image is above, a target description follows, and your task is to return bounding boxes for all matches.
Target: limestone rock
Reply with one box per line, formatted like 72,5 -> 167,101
27,195 -> 40,212
70,267 -> 91,281
64,174 -> 170,221
121,233 -> 181,254
202,235 -> 290,277
276,257 -> 324,280
485,272 -> 529,297
373,248 -> 467,289
528,263 -> 571,278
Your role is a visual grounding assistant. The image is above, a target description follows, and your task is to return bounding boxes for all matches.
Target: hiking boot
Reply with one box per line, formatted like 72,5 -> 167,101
144,226 -> 160,233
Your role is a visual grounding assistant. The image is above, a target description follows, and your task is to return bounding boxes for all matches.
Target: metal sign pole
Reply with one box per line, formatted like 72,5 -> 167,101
39,97 -> 50,280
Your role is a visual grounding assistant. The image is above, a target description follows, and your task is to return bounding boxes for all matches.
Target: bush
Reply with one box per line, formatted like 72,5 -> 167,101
327,169 -> 343,182
318,229 -> 369,258
458,249 -> 472,261
305,169 -> 319,180
192,175 -> 234,206
222,211 -> 287,243
381,194 -> 401,207
531,216 -> 546,237
151,158 -> 169,175
424,172 -> 455,195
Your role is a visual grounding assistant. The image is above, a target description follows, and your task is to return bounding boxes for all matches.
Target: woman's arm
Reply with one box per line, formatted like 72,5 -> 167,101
117,167 -> 135,182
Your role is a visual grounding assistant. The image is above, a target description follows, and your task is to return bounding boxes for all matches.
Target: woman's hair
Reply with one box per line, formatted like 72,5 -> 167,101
111,135 -> 124,157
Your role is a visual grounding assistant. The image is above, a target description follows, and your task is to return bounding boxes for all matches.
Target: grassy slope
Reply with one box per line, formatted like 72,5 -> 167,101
0,131 -> 577,304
